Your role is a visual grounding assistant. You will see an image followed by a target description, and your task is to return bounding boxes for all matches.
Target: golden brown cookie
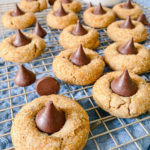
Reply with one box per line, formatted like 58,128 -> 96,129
20,0 -> 47,12
46,9 -> 78,29
104,41 -> 150,74
0,33 -> 45,63
113,2 -> 142,20
59,23 -> 100,49
52,47 -> 105,85
11,94 -> 90,150
83,6 -> 115,28
107,20 -> 147,42
1,11 -> 36,29
93,71 -> 150,118
53,0 -> 81,13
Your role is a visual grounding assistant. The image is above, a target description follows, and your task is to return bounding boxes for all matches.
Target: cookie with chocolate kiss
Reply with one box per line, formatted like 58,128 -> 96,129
118,38 -> 137,55
111,69 -> 138,97
137,14 -> 150,26
120,16 -> 135,29
93,3 -> 105,15
36,76 -> 60,96
72,21 -> 88,36
69,44 -> 90,66
14,64 -> 36,87
12,4 -> 24,17
54,3 -> 68,17
33,21 -> 47,38
35,101 -> 65,134
122,0 -> 133,9
13,29 -> 31,47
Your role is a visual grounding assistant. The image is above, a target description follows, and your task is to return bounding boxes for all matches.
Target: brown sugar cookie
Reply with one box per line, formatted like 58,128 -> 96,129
47,3 -> 78,29
107,16 -> 147,42
93,70 -> 150,118
113,0 -> 142,20
59,21 -> 100,49
53,0 -> 81,13
52,45 -> 105,85
0,30 -> 45,63
1,4 -> 36,29
104,38 -> 150,74
20,0 -> 47,12
11,94 -> 90,150
83,3 -> 116,28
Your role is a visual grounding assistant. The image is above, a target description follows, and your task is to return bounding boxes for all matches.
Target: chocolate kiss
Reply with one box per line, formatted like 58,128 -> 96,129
93,3 -> 105,15
118,38 -> 137,55
72,21 -> 88,36
62,0 -> 71,4
120,16 -> 135,29
33,21 -> 47,38
69,44 -> 90,66
11,4 -> 24,17
54,3 -> 67,17
111,69 -> 138,97
14,64 -> 36,87
35,101 -> 65,134
122,0 -> 133,9
137,14 -> 150,26
48,0 -> 56,5
13,30 -> 31,47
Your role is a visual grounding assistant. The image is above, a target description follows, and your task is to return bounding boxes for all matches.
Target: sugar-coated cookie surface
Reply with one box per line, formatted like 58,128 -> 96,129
20,0 -> 47,12
93,71 -> 150,118
11,95 -> 89,150
53,48 -> 105,85
0,34 -> 45,63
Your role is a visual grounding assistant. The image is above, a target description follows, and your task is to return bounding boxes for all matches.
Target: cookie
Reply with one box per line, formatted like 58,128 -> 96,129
1,4 -> 36,29
113,0 -> 142,20
52,45 -> 105,85
53,0 -> 81,13
11,94 -> 90,150
59,21 -> 100,49
107,16 -> 147,42
0,30 -> 45,63
83,4 -> 116,28
20,0 -> 47,12
104,39 -> 150,74
93,70 -> 150,118
47,3 -> 78,29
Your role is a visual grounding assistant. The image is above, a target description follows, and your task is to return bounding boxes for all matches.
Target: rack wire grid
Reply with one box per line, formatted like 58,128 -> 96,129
0,0 -> 150,150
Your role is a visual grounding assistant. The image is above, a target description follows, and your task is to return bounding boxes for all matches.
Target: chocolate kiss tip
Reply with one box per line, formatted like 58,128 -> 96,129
122,0 -> 133,9
14,64 -> 36,87
33,21 -> 47,38
93,3 -> 105,15
54,3 -> 67,17
35,101 -> 65,134
12,4 -> 24,17
120,16 -> 135,29
62,0 -> 71,4
118,38 -> 138,55
111,69 -> 138,97
72,21 -> 88,36
13,29 -> 31,47
86,2 -> 93,9
137,14 -> 150,26
69,44 -> 90,66
48,0 -> 55,5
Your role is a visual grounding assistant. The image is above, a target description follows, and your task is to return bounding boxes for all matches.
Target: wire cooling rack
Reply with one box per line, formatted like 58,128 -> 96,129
0,1 -> 150,150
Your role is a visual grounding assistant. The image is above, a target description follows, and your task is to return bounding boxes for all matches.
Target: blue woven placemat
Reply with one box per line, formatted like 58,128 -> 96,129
0,0 -> 150,150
